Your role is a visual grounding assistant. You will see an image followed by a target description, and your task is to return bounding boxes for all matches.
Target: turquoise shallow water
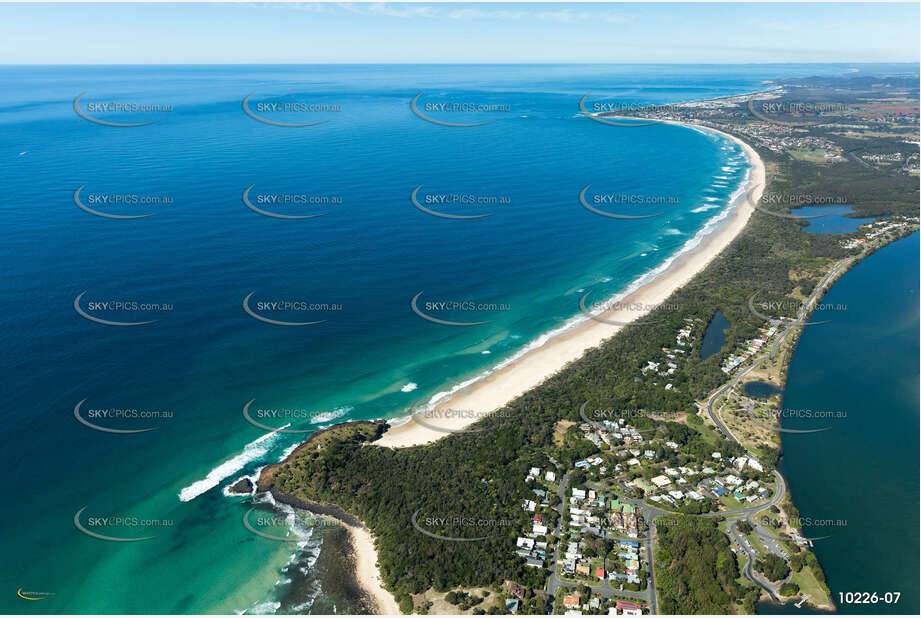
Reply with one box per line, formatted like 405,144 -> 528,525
0,64 -> 846,614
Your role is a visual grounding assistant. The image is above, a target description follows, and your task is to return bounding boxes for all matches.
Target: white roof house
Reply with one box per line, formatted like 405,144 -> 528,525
516,537 -> 534,550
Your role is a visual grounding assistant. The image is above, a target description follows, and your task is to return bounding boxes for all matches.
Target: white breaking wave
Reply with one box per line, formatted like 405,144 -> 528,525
481,350 -> 492,355
278,443 -> 300,462
418,131 -> 752,418
310,406 -> 352,425
242,601 -> 280,615
179,424 -> 290,502
400,382 -> 418,393
692,204 -> 721,213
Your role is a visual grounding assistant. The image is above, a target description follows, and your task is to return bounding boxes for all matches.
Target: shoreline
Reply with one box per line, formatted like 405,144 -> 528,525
344,521 -> 401,615
264,487 -> 401,615
376,121 -> 765,448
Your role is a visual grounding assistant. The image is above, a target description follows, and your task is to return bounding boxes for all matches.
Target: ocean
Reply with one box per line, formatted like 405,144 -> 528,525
1,64 -> 848,614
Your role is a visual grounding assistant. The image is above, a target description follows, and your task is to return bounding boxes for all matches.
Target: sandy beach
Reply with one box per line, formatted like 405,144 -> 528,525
376,122 -> 764,448
342,519 -> 401,614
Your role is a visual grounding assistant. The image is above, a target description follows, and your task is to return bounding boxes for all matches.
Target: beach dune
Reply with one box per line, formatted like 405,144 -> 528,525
376,124 -> 764,449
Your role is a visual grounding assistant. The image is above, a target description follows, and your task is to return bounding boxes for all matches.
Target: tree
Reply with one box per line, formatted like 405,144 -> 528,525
779,582 -> 800,597
756,554 -> 790,581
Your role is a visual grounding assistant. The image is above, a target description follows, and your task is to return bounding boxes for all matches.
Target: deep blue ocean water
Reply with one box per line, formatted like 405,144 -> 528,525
1,64 -> 853,614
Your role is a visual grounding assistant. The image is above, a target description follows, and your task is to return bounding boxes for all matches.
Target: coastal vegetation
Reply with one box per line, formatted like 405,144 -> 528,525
653,515 -> 751,613
262,73 -> 918,614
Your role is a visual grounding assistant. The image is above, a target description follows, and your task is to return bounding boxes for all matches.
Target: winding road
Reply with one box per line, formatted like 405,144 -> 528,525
700,252 -> 859,595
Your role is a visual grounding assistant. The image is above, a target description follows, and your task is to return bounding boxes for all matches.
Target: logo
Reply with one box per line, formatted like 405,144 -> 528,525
73,506 -> 162,542
17,588 -> 55,601
73,93 -> 164,127
410,185 -> 494,220
73,399 -> 160,434
578,94 -> 665,127
73,291 -> 162,327
241,185 -> 330,220
410,291 -> 502,327
744,405 -> 838,435
578,401 -> 658,434
242,399 -> 313,433
409,408 -> 509,435
747,290 -> 830,327
241,93 -> 330,127
242,506 -> 311,542
242,292 -> 329,326
578,289 -> 670,326
410,509 -> 512,542
73,185 -> 158,219
579,184 -> 664,219
410,93 -> 499,127
745,185 -> 831,221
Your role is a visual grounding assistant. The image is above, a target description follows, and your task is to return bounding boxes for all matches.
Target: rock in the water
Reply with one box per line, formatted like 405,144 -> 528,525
228,477 -> 254,495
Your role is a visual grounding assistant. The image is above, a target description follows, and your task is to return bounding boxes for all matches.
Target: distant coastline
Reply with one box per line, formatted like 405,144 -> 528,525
262,117 -> 765,614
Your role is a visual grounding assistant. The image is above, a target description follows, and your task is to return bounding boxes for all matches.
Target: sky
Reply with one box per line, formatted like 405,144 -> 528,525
0,2 -> 918,64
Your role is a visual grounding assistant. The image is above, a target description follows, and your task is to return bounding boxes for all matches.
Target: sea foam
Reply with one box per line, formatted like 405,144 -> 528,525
179,424 -> 290,502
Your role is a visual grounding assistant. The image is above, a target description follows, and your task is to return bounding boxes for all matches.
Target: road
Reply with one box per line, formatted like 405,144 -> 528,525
727,519 -> 782,602
547,474 -> 657,612
699,254 -> 857,595
540,256 -> 857,611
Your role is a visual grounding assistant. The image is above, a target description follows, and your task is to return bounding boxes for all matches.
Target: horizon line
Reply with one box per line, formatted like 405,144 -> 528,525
2,61 -> 920,66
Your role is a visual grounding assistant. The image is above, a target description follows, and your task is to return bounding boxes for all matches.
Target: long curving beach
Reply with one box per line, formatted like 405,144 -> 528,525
376,123 -> 764,448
